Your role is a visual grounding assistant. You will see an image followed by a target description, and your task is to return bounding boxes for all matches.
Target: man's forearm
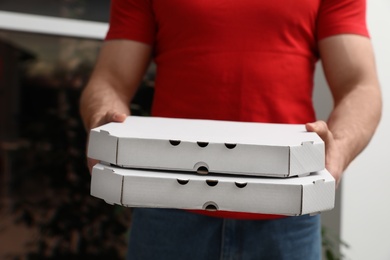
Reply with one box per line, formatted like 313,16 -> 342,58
79,40 -> 152,130
307,35 -> 382,184
327,82 -> 382,171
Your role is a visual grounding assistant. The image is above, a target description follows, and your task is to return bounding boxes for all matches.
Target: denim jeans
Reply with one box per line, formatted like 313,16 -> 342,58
127,208 -> 321,260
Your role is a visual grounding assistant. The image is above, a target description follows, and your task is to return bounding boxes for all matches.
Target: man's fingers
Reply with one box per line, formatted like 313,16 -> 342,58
88,111 -> 127,130
306,121 -> 344,186
88,158 -> 99,173
105,111 -> 127,123
86,111 -> 127,174
306,121 -> 332,143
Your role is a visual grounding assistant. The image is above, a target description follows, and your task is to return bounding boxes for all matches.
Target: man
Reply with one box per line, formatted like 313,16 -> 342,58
80,0 -> 382,259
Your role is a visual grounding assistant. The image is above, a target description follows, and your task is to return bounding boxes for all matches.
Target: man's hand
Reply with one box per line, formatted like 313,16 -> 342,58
89,110 -> 128,130
86,111 -> 128,173
306,121 -> 344,187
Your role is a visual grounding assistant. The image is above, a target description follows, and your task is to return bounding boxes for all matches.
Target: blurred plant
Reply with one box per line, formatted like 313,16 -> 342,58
322,226 -> 350,260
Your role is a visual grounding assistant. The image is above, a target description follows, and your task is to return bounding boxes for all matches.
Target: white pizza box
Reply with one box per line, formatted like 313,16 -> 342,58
88,116 -> 325,178
91,163 -> 335,216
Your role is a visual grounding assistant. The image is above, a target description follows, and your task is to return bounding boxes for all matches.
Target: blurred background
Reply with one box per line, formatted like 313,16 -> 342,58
0,1 -> 389,260
0,1 -> 154,259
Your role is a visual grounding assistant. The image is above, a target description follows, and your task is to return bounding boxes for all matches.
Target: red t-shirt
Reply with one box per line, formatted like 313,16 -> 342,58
105,0 -> 369,219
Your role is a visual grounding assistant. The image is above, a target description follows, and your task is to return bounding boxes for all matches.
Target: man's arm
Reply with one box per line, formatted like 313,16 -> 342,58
80,39 -> 152,171
80,39 -> 152,130
306,35 -> 382,186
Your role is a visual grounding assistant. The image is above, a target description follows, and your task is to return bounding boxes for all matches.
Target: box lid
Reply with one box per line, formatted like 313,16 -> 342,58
88,116 -> 325,177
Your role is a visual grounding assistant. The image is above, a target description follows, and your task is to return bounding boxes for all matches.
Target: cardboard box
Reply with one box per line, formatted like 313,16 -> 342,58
88,116 -> 325,177
91,163 -> 335,216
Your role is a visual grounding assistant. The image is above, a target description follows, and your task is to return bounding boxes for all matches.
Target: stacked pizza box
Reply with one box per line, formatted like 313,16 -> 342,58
88,116 -> 335,216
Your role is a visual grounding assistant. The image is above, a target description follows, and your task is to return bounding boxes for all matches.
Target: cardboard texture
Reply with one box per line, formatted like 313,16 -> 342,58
91,163 -> 335,216
88,116 -> 325,177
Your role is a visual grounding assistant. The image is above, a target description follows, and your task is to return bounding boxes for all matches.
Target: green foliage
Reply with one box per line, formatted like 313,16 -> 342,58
322,226 -> 350,260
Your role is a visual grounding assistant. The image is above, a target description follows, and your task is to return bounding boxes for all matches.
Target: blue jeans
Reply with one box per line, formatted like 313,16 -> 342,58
127,208 -> 321,260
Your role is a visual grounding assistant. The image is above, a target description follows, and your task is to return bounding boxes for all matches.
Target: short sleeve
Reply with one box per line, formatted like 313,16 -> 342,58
317,0 -> 369,40
105,0 -> 156,44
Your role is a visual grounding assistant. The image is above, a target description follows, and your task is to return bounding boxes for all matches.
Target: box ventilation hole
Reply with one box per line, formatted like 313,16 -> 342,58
206,179 -> 218,187
197,141 -> 209,148
235,182 -> 247,188
177,179 -> 189,185
225,143 -> 237,149
194,162 -> 209,174
197,166 -> 209,175
169,140 -> 181,146
203,201 -> 219,211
